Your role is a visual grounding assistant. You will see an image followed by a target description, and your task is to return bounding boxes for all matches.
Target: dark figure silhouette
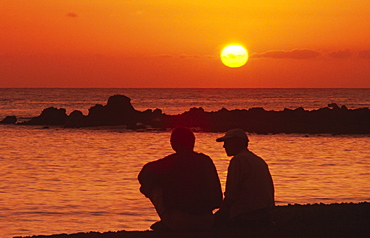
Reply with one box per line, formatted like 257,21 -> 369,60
138,127 -> 222,231
215,128 -> 275,231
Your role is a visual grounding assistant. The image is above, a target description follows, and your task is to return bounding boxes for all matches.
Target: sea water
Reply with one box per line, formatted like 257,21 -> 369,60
0,88 -> 369,237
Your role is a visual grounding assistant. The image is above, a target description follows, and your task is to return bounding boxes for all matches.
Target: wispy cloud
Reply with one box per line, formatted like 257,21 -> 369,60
359,50 -> 370,59
158,54 -> 216,59
328,50 -> 352,59
132,10 -> 144,16
66,12 -> 78,18
251,49 -> 321,59
157,49 -> 368,61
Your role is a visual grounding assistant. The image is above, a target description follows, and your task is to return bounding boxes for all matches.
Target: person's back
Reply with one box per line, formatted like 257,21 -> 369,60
139,151 -> 222,215
138,127 -> 222,231
226,149 -> 274,218
163,152 -> 222,215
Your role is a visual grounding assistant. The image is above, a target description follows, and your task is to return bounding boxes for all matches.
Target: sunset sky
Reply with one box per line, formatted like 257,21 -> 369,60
1,0 -> 369,88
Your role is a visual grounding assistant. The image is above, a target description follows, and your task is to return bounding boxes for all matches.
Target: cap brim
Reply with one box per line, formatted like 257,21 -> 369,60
216,136 -> 248,142
216,137 -> 224,142
216,136 -> 231,142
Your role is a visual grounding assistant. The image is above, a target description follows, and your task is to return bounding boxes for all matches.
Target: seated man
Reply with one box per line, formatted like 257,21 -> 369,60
215,128 -> 275,231
138,127 -> 222,231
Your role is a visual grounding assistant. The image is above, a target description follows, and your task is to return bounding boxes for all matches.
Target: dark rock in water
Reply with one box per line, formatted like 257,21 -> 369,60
16,202 -> 370,238
20,107 -> 68,125
163,103 -> 370,134
0,116 -> 17,124
328,103 -> 340,109
106,94 -> 135,112
17,97 -> 370,134
294,106 -> 305,112
82,95 -> 139,127
20,94 -> 165,129
65,110 -> 85,128
64,95 -> 164,129
137,108 -> 164,129
164,107 -> 211,131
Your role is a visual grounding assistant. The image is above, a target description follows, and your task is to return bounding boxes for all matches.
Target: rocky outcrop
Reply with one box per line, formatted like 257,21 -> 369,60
8,95 -> 370,134
89,95 -> 137,126
15,202 -> 370,238
0,115 -> 17,124
64,110 -> 85,128
66,94 -> 163,129
67,95 -> 165,129
163,104 -> 370,134
20,107 -> 68,125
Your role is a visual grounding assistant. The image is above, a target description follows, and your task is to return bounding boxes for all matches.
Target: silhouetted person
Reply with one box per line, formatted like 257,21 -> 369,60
138,127 -> 222,231
215,128 -> 275,231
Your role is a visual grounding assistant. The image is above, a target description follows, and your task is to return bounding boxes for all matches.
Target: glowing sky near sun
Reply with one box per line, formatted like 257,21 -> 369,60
1,0 -> 369,88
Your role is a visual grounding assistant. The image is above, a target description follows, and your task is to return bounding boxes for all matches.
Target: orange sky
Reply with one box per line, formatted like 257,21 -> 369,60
1,0 -> 369,88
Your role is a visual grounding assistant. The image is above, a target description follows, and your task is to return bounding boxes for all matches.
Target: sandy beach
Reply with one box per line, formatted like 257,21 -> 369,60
17,202 -> 370,238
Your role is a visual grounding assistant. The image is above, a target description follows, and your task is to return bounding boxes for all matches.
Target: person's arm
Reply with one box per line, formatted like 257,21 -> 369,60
138,162 -> 158,197
219,157 -> 241,215
206,158 -> 223,209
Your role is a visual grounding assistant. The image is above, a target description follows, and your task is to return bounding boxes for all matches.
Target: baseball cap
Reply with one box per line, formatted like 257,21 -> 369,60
216,128 -> 249,142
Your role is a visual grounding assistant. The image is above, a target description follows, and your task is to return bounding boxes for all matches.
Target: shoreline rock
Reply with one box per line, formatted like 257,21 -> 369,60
0,115 -> 17,124
3,95 -> 370,134
16,202 -> 370,238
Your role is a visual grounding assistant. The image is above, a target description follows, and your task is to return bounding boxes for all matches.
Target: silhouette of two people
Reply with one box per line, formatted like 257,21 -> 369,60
138,127 -> 275,232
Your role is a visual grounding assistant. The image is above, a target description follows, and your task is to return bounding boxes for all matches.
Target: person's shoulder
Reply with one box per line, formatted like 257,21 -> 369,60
192,152 -> 216,165
232,150 -> 248,160
247,150 -> 264,160
143,153 -> 176,168
194,152 -> 213,160
231,149 -> 252,164
246,150 -> 269,166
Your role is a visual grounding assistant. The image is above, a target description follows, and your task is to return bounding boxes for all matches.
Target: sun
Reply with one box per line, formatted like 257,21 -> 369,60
220,44 -> 249,68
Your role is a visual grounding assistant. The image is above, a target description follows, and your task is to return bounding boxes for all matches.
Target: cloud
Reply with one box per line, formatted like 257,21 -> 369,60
328,50 -> 352,59
251,49 -> 321,59
359,50 -> 370,59
132,10 -> 144,15
66,12 -> 78,18
158,54 -> 216,60
158,54 -> 173,58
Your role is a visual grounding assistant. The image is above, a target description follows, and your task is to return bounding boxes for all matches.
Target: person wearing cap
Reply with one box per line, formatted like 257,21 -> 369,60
138,127 -> 222,231
215,128 -> 275,230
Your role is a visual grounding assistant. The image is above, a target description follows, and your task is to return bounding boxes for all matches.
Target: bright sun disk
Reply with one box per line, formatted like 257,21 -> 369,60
220,44 -> 249,68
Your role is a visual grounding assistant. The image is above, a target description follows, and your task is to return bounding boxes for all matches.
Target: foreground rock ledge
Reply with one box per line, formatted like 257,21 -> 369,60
17,202 -> 370,238
2,94 -> 370,134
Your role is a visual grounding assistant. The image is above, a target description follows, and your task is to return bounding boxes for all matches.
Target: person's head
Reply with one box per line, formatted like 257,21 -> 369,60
216,128 -> 249,156
170,127 -> 195,153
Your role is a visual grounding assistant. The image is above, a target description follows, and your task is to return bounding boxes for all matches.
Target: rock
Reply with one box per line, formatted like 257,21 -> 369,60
65,110 -> 85,128
14,202 -> 370,238
294,106 -> 305,112
164,107 -> 211,130
328,103 -> 340,109
21,107 -> 68,125
106,94 -> 135,112
85,104 -> 107,126
83,95 -> 139,126
16,96 -> 370,134
0,116 -> 17,124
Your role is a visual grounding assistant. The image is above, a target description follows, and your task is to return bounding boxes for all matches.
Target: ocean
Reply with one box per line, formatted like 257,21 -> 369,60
0,88 -> 369,237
